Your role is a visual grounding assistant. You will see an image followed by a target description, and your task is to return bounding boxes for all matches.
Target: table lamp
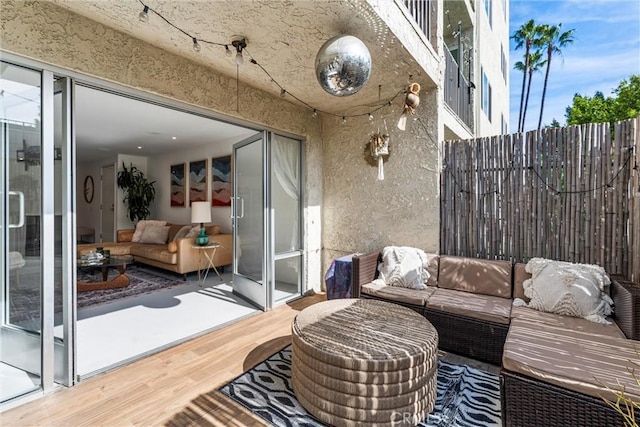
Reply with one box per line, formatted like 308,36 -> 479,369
191,201 -> 212,246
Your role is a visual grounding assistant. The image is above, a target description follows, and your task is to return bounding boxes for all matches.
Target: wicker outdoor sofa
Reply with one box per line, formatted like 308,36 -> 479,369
352,252 -> 639,427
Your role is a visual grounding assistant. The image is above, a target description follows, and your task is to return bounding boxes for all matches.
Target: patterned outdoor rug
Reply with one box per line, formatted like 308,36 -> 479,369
220,346 -> 501,427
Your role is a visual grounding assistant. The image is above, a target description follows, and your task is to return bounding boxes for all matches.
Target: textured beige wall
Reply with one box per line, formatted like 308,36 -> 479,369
0,0 -> 323,292
322,87 -> 441,270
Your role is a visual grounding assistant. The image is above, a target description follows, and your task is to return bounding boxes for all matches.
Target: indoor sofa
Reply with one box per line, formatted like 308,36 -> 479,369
77,223 -> 232,279
352,251 -> 638,427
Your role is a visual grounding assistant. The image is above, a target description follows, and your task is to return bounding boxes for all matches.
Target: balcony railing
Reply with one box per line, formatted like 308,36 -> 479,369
444,45 -> 473,131
402,0 -> 437,49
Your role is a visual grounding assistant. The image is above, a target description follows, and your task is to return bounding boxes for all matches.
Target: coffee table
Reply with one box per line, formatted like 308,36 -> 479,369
77,255 -> 134,292
291,299 -> 439,426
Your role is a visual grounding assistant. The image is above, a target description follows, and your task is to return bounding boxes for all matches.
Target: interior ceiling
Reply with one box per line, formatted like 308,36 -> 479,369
74,86 -> 257,162
53,0 -> 423,115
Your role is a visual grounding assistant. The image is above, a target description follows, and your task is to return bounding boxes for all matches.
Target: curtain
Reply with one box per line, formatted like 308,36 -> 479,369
272,136 -> 300,253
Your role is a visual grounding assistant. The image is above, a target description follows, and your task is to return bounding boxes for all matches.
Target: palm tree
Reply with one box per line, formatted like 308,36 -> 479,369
514,50 -> 547,132
511,20 -> 540,132
537,23 -> 575,129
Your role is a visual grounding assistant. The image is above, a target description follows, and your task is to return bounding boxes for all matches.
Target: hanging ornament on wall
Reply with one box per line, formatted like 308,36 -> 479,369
397,82 -> 421,130
315,35 -> 372,97
368,125 -> 390,181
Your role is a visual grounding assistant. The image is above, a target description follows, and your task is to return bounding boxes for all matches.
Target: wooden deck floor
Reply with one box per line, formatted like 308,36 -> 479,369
1,293 -> 327,426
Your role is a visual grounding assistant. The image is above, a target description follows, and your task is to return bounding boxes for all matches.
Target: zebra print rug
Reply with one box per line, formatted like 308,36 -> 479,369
220,346 -> 501,427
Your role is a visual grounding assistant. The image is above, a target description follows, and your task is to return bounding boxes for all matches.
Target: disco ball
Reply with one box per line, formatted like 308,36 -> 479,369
315,35 -> 372,97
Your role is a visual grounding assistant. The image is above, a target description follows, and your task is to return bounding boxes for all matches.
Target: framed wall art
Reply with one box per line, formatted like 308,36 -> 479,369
170,163 -> 186,207
211,155 -> 232,206
189,159 -> 208,205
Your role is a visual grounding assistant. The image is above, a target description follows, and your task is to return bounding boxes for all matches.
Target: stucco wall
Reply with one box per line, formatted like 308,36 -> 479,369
322,87 -> 441,270
0,0 -> 323,293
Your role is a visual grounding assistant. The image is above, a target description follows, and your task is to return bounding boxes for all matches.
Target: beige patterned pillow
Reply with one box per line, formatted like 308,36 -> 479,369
138,225 -> 170,244
172,225 -> 193,241
378,246 -> 429,290
131,220 -> 167,242
186,226 -> 202,238
523,258 -> 613,324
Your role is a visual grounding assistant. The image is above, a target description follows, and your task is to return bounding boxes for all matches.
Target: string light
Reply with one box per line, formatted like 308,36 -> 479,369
138,5 -> 149,22
448,148 -> 634,196
135,0 -> 407,121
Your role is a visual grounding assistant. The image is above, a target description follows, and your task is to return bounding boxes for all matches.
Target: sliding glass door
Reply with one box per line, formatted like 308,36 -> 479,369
232,132 -> 303,311
1,61 -> 75,405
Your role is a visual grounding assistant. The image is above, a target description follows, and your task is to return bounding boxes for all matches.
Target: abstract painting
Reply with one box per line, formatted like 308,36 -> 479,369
189,159 -> 208,205
170,163 -> 185,207
212,155 -> 232,206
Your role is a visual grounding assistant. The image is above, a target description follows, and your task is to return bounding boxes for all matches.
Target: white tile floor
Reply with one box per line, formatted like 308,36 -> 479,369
71,270 -> 259,377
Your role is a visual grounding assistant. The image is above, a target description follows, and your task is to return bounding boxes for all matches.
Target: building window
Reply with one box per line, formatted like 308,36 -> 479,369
482,68 -> 492,122
484,0 -> 492,27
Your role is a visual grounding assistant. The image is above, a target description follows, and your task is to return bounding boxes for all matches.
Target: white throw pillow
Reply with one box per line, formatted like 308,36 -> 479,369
378,246 -> 430,290
523,258 -> 613,324
131,220 -> 167,242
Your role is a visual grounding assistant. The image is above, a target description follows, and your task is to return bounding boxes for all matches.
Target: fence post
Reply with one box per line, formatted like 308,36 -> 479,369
631,118 -> 640,284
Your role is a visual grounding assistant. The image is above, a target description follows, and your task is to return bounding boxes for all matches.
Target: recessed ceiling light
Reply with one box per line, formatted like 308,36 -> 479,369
137,146 -> 143,150
172,136 -> 177,140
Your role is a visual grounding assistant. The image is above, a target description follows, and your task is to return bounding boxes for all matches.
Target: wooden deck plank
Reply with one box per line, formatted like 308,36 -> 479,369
1,293 -> 326,426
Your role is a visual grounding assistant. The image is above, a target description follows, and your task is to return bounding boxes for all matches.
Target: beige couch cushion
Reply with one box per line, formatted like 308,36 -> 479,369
426,288 -> 512,325
425,254 -> 439,287
513,263 -> 530,301
503,319 -> 640,402
438,256 -> 512,298
130,243 -> 177,265
362,283 -> 436,307
510,306 -> 624,338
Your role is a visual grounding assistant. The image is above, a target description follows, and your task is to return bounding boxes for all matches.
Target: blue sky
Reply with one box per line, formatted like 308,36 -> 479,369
509,0 -> 640,131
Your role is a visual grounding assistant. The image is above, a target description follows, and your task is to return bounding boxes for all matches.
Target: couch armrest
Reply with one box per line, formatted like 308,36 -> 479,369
611,277 -> 640,340
173,234 -> 233,275
117,229 -> 135,243
351,252 -> 381,298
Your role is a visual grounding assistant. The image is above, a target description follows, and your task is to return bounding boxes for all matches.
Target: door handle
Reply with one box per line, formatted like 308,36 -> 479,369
238,197 -> 245,219
8,190 -> 25,228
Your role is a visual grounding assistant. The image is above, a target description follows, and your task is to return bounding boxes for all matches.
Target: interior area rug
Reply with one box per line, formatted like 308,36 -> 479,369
76,264 -> 189,308
220,346 -> 501,427
8,264 -> 190,326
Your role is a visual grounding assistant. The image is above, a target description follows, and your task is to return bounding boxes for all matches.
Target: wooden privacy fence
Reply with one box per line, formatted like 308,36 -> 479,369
440,118 -> 640,284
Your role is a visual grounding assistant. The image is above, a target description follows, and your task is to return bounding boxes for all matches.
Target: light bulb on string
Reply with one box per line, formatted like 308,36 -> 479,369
280,88 -> 286,97
235,51 -> 244,65
225,45 -> 232,57
312,109 -> 318,118
192,38 -> 201,53
342,116 -> 347,125
139,5 -> 149,22
368,113 -> 374,121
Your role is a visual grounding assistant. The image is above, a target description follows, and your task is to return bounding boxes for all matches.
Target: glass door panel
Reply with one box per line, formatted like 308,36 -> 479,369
271,135 -> 302,301
1,62 -> 43,402
233,132 -> 267,309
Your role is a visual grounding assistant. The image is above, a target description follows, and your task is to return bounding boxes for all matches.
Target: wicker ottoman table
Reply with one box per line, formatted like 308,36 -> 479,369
291,299 -> 439,427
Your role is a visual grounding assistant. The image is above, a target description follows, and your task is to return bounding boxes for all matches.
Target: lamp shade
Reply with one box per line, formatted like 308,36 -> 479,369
191,201 -> 211,224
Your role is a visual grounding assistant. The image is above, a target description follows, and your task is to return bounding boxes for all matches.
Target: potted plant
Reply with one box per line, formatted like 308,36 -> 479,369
116,162 -> 156,223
